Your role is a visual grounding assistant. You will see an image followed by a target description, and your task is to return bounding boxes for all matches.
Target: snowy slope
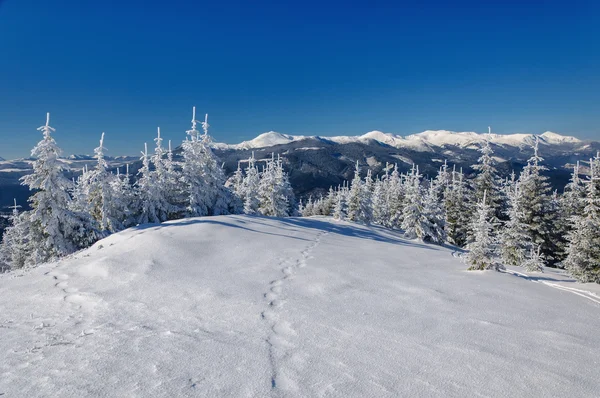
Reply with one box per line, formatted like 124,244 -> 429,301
1,216 -> 600,397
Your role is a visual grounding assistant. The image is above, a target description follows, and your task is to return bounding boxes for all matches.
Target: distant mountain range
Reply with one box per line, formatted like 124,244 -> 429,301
1,130 -> 599,210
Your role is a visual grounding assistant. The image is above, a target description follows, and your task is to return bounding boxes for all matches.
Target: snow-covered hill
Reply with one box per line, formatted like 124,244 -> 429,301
1,215 -> 599,397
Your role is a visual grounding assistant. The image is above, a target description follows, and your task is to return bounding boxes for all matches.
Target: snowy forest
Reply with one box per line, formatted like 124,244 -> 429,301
1,110 -> 599,285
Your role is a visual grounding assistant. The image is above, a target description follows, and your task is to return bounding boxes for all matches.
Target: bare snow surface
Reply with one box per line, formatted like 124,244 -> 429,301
1,215 -> 599,397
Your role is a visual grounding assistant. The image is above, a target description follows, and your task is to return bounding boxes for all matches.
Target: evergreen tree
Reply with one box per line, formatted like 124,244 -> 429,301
421,180 -> 446,244
517,137 -> 559,264
0,200 -> 30,269
499,176 -> 532,267
465,191 -> 501,271
445,166 -> 471,247
522,245 -> 545,273
563,159 -> 600,283
243,154 -> 260,215
257,154 -> 294,217
333,186 -> 346,220
472,136 -> 505,223
20,113 -> 99,264
387,164 -> 404,229
226,161 -> 245,214
401,165 -> 426,240
82,133 -> 125,232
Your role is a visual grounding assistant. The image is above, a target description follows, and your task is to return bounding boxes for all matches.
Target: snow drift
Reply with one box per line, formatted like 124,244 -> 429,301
1,215 -> 599,397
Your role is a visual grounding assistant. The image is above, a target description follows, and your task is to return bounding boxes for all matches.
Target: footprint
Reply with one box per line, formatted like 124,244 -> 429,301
270,280 -> 282,287
64,287 -> 79,294
271,286 -> 282,294
55,281 -> 68,289
265,292 -> 278,301
49,272 -> 69,281
282,267 -> 293,276
273,321 -> 296,337
269,299 -> 284,308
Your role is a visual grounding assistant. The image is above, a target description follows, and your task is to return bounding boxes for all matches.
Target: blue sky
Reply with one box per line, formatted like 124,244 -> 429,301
0,0 -> 598,158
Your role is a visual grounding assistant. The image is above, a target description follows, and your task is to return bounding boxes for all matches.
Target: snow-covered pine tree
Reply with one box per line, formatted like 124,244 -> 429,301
136,142 -> 162,224
181,107 -> 211,217
465,191 -> 501,271
150,128 -> 181,221
320,187 -> 336,216
517,137 -> 559,264
361,169 -> 374,224
226,161 -> 245,214
199,114 -> 231,216
333,186 -> 346,220
20,113 -> 99,264
499,176 -> 532,267
472,133 -> 505,223
371,175 -> 388,226
80,133 -> 126,232
257,154 -> 294,217
421,180 -> 446,244
563,158 -> 600,283
243,153 -> 261,215
444,166 -> 471,247
401,165 -> 426,240
0,199 -> 30,270
522,245 -> 545,273
346,161 -> 371,223
387,164 -> 404,229
301,196 -> 315,216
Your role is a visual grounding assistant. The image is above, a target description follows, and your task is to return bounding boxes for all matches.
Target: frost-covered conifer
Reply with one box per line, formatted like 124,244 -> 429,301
445,166 -> 471,247
563,159 -> 600,283
465,191 -> 501,271
0,199 -> 29,270
517,137 -> 559,263
472,134 -> 505,223
333,186 -> 346,220
20,113 -> 99,264
257,154 -> 295,217
387,164 -> 404,228
371,175 -> 388,226
422,180 -> 446,244
401,165 -> 426,240
243,154 -> 261,215
522,245 -> 545,273
499,176 -> 532,267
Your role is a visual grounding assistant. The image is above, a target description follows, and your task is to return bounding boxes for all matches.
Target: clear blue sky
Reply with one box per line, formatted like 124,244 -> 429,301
0,0 -> 598,159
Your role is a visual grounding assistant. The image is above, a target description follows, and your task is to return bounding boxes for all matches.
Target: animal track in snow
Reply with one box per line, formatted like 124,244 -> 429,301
261,229 -> 328,391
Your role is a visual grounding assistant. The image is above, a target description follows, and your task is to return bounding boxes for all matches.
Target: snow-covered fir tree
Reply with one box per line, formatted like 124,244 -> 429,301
522,245 -> 545,272
421,180 -> 446,244
465,191 -> 501,271
387,164 -> 404,229
371,175 -> 389,226
226,161 -> 245,214
444,166 -> 471,247
19,113 -> 99,264
499,174 -> 532,267
0,199 -> 29,270
472,133 -> 505,224
333,186 -> 346,220
243,153 -> 261,215
401,165 -> 426,240
78,133 -> 127,232
257,154 -> 295,217
517,137 -> 559,264
563,158 -> 600,283
346,162 -> 371,223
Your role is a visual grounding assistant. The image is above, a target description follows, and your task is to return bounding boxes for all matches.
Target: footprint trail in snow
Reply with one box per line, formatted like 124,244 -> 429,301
262,229 -> 327,392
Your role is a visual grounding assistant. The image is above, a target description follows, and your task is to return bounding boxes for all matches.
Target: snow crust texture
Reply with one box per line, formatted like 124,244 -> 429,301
1,215 -> 599,397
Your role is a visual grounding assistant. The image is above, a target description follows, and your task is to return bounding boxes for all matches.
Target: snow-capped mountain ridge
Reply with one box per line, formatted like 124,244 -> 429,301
214,129 -> 582,150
